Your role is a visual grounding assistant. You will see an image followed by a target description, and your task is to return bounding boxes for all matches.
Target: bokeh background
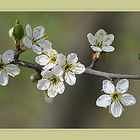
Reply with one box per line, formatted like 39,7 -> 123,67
0,12 -> 140,128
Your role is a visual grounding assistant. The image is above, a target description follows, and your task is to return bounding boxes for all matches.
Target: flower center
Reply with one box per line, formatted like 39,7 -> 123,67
111,91 -> 121,101
63,63 -> 72,72
49,76 -> 59,84
96,40 -> 103,48
0,62 -> 4,70
50,55 -> 57,63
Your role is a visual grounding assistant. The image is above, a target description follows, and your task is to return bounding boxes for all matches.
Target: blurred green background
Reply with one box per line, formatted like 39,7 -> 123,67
0,12 -> 140,128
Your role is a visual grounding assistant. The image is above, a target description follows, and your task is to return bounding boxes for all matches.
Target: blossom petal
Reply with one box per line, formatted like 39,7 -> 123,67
35,55 -> 49,65
102,46 -> 115,52
57,53 -> 66,66
102,80 -> 115,94
26,24 -> 32,38
32,45 -> 42,54
43,63 -> 56,70
56,82 -> 65,94
33,26 -> 45,39
9,27 -> 14,38
0,71 -> 9,86
67,53 -> 78,64
116,79 -> 129,94
104,34 -> 114,46
37,79 -> 50,91
37,39 -> 52,48
87,33 -> 95,45
52,65 -> 64,76
5,64 -> 20,77
95,29 -> 106,38
96,94 -> 112,108
2,49 -> 14,64
91,46 -> 102,52
23,37 -> 32,48
121,94 -> 136,106
47,85 -> 58,98
72,63 -> 85,74
111,101 -> 123,118
41,70 -> 53,78
65,73 -> 76,86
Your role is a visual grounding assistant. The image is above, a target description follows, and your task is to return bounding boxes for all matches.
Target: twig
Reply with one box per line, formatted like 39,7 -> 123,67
11,46 -> 140,81
85,67 -> 140,80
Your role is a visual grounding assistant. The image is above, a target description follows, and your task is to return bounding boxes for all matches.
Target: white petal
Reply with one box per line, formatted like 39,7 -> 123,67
102,80 -> 115,94
35,55 -> 49,65
5,64 -> 20,77
91,46 -> 102,52
56,82 -> 65,94
37,39 -> 52,48
72,63 -> 85,74
33,26 -> 45,39
41,70 -> 53,78
23,37 -> 32,48
0,71 -> 9,86
67,53 -> 78,64
26,24 -> 32,38
116,79 -> 129,94
102,46 -> 115,52
32,45 -> 42,54
43,62 -> 56,70
121,94 -> 136,106
95,29 -> 106,38
2,49 -> 14,64
57,53 -> 66,66
37,79 -> 50,91
104,34 -> 114,46
47,85 -> 58,98
52,65 -> 64,76
9,27 -> 14,37
87,33 -> 95,45
65,73 -> 76,86
96,94 -> 112,108
111,101 -> 123,118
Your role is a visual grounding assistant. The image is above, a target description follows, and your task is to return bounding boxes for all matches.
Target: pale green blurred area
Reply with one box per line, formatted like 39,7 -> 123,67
0,12 -> 140,128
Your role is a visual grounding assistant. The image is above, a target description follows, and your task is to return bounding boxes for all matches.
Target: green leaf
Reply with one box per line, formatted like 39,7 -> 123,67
138,53 -> 140,60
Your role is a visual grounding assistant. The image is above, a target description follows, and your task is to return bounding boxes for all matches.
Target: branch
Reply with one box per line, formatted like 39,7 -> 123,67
85,67 -> 140,80
12,47 -> 140,81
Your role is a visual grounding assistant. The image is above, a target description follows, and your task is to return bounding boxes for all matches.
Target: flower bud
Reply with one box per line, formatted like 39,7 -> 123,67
13,19 -> 24,40
30,73 -> 40,83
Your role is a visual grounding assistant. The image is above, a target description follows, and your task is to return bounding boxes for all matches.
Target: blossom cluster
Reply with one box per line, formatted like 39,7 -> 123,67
87,29 -> 136,118
24,25 -> 85,98
0,22 -> 136,119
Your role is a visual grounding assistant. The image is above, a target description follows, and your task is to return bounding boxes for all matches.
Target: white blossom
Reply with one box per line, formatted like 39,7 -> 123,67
87,29 -> 115,53
37,70 -> 65,98
56,53 -> 85,86
23,24 -> 52,54
0,50 -> 20,86
96,79 -> 136,118
35,48 -> 61,70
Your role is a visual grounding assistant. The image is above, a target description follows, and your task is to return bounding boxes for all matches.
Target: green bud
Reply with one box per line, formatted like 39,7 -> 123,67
138,53 -> 140,60
30,73 -> 40,83
13,19 -> 24,40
